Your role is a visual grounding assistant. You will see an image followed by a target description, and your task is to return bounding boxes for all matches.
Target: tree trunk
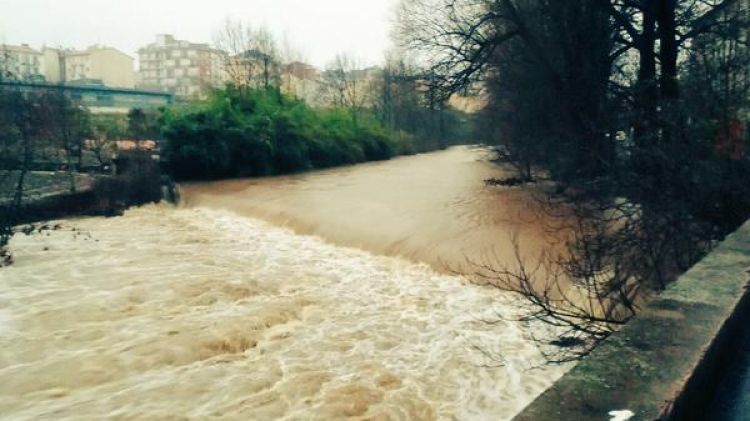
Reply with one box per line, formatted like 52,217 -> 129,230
656,0 -> 679,165
657,0 -> 679,100
634,0 -> 658,148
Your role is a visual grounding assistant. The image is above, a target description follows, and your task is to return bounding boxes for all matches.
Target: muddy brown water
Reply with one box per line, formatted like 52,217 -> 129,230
0,146 -> 571,420
180,146 -> 565,275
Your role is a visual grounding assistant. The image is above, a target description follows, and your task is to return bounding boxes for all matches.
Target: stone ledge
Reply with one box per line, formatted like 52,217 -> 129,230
513,221 -> 750,421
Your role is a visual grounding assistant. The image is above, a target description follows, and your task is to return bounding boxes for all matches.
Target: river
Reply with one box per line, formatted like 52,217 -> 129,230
181,146 -> 563,274
0,146 -> 569,420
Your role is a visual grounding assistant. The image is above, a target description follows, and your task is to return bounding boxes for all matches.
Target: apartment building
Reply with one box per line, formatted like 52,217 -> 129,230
137,34 -> 226,98
41,47 -> 64,83
60,46 -> 135,88
280,61 -> 323,106
285,61 -> 320,81
0,44 -> 44,81
1,44 -> 135,88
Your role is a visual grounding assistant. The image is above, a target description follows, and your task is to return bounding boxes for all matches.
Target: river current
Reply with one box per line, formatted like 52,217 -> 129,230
0,147 -> 569,420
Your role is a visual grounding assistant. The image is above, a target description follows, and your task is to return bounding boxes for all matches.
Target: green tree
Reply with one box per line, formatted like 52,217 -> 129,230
127,108 -> 149,140
162,87 -> 402,181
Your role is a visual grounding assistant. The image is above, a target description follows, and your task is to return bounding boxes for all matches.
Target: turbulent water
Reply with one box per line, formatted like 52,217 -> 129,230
0,147 -> 570,420
181,146 -> 563,274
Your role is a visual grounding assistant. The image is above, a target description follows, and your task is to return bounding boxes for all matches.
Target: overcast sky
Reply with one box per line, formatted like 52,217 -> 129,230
0,0 -> 400,68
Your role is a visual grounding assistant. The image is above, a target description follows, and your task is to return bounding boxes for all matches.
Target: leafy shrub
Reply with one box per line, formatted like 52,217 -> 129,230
162,87 -> 404,180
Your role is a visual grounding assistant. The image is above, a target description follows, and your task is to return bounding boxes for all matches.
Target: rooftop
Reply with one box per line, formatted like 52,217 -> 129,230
139,34 -> 219,53
1,44 -> 41,54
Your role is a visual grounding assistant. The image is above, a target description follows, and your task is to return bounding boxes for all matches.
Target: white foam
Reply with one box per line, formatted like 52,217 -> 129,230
0,205 -> 570,420
0,309 -> 11,335
610,410 -> 635,421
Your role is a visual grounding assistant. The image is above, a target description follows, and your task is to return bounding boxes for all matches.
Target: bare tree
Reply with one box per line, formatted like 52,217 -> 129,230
471,238 -> 635,362
0,87 -> 37,265
36,91 -> 89,192
0,45 -> 15,82
253,27 -> 279,90
396,0 -> 497,99
399,0 -> 750,362
215,19 -> 252,89
215,19 -> 280,91
277,33 -> 310,99
322,53 -> 374,123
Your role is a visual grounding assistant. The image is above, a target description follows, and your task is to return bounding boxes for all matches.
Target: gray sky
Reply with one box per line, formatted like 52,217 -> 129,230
0,0 -> 400,68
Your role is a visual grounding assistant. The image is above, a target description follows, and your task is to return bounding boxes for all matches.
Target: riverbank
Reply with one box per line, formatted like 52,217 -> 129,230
1,172 -> 108,226
3,151 -> 170,229
0,205 -> 569,420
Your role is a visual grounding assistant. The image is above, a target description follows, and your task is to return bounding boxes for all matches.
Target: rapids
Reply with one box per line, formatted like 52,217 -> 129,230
0,147 -> 571,420
180,146 -> 564,274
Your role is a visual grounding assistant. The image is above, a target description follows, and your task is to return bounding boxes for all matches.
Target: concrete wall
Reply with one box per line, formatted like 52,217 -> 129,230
513,221 -> 750,420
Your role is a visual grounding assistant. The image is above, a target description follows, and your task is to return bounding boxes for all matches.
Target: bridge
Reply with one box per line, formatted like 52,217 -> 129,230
0,81 -> 173,113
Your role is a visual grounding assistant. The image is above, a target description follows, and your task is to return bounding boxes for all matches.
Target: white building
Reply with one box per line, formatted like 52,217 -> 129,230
137,34 -> 226,98
1,44 -> 135,88
281,61 -> 324,106
60,46 -> 135,88
41,47 -> 64,83
0,44 -> 45,81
